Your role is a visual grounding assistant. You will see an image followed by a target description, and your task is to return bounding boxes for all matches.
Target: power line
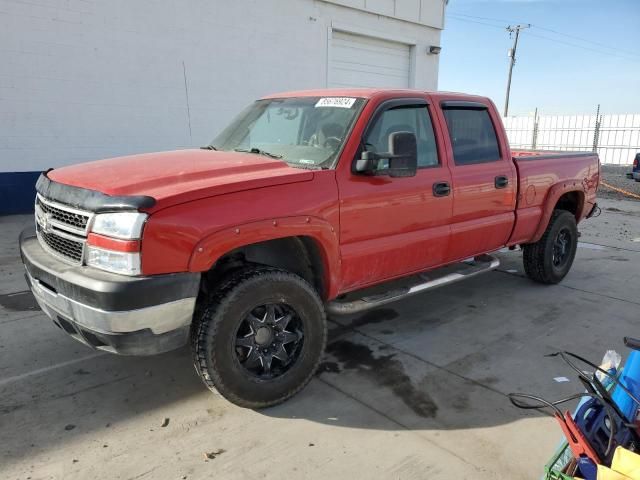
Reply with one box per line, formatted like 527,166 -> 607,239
448,12 -> 640,116
447,13 -> 640,64
525,31 -> 640,63
533,25 -> 640,57
449,12 -> 524,26
447,15 -> 504,30
447,11 -> 640,59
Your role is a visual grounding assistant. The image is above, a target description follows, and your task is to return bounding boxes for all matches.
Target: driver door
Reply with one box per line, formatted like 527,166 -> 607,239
336,98 -> 453,292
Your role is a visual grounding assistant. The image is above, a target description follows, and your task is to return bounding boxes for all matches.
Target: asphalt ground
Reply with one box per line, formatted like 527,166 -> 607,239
1,196 -> 639,479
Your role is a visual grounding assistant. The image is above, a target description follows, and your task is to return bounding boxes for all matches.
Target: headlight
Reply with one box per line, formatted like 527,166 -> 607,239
86,246 -> 141,276
92,212 -> 147,239
87,212 -> 147,275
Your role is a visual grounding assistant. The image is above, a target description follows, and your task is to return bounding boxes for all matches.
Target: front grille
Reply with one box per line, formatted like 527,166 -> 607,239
35,195 -> 93,265
38,227 -> 84,263
36,196 -> 90,231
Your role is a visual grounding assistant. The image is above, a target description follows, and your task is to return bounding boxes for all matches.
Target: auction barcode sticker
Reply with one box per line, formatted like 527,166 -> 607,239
315,97 -> 356,108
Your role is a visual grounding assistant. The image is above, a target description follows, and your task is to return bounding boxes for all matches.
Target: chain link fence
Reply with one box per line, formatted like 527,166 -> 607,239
502,107 -> 640,165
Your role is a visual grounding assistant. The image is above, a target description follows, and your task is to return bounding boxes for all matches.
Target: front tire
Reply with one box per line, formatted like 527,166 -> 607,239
523,210 -> 578,284
191,267 -> 327,408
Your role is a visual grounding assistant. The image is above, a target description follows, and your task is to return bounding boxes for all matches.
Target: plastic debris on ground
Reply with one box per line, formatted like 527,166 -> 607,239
509,338 -> 640,480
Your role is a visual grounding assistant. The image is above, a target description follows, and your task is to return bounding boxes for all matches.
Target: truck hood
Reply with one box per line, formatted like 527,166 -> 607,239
47,149 -> 314,209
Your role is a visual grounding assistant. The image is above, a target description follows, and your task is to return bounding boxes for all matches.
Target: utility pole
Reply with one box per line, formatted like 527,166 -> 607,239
504,24 -> 530,117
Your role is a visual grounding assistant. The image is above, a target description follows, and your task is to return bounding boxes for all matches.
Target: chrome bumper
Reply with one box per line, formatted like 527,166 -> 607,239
20,227 -> 200,355
27,270 -> 196,335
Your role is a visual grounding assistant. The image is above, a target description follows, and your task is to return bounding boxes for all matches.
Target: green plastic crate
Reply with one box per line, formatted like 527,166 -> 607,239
544,441 -> 576,480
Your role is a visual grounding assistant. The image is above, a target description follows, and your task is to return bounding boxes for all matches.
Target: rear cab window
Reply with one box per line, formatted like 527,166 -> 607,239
441,103 -> 501,166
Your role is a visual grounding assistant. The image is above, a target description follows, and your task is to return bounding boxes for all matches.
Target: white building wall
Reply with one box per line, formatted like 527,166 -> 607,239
0,0 -> 444,174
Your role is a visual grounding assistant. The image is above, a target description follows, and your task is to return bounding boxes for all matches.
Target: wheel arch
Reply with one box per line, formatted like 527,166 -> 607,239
531,183 -> 586,243
189,216 -> 341,300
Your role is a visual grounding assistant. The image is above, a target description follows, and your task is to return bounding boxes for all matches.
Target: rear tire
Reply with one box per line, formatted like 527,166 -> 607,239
191,267 -> 327,408
523,210 -> 578,284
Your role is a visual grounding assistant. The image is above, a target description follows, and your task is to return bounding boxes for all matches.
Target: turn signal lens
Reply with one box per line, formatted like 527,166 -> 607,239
86,221 -> 144,276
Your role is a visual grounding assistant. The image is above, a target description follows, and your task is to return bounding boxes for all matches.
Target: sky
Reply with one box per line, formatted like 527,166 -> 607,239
438,0 -> 640,116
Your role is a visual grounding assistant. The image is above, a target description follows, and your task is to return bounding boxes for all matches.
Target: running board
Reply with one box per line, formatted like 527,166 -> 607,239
326,254 -> 500,315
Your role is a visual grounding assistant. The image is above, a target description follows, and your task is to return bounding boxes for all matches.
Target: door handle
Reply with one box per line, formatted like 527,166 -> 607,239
432,181 -> 451,197
495,176 -> 509,189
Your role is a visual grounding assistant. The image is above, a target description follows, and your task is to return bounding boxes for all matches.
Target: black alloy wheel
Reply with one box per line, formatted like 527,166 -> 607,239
191,267 -> 327,408
234,303 -> 304,379
523,209 -> 578,284
552,227 -> 573,269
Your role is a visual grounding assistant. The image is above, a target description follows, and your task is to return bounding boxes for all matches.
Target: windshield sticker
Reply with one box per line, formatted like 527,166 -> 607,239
315,97 -> 356,109
299,159 -> 316,164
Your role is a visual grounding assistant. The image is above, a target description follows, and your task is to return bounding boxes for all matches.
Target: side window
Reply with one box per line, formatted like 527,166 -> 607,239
442,107 -> 501,165
363,105 -> 439,168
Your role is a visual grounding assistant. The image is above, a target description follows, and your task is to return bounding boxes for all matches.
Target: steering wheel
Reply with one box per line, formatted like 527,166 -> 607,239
323,136 -> 342,149
306,133 -> 319,147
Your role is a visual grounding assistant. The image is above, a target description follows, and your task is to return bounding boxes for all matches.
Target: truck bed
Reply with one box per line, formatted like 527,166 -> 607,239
508,149 -> 600,246
512,149 -> 597,161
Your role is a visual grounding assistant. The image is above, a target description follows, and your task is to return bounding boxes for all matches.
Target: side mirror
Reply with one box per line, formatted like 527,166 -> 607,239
387,131 -> 418,178
354,131 -> 418,178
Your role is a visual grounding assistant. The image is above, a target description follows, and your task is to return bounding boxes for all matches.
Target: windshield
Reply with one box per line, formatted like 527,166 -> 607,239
209,96 -> 366,168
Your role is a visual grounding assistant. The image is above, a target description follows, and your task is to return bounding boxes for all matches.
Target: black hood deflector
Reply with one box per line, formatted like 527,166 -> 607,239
36,171 -> 156,212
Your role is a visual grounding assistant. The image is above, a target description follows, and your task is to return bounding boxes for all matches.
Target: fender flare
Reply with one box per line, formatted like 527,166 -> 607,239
531,182 -> 585,243
188,216 -> 342,299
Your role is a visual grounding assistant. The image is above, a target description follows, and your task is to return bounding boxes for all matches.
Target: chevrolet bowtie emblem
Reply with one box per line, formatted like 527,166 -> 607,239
37,212 -> 53,233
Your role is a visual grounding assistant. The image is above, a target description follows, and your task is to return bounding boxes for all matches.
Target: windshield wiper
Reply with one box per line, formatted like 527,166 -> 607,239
234,147 -> 282,159
289,164 -> 324,170
200,145 -> 218,150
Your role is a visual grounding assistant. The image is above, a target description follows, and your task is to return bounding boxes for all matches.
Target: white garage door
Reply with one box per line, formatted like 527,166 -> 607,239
329,31 -> 411,89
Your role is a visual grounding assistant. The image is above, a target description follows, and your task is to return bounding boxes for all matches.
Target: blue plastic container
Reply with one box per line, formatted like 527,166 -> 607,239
612,350 -> 640,422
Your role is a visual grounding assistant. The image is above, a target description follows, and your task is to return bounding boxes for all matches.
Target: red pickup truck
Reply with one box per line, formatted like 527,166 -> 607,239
20,89 -> 599,408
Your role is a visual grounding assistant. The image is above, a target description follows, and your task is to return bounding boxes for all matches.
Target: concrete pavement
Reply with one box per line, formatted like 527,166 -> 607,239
1,198 -> 639,480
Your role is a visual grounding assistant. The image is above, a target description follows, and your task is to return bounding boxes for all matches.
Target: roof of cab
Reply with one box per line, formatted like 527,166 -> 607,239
263,88 -> 399,99
261,88 -> 488,102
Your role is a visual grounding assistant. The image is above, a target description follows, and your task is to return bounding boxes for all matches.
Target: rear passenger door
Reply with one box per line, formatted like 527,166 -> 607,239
439,101 -> 517,261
